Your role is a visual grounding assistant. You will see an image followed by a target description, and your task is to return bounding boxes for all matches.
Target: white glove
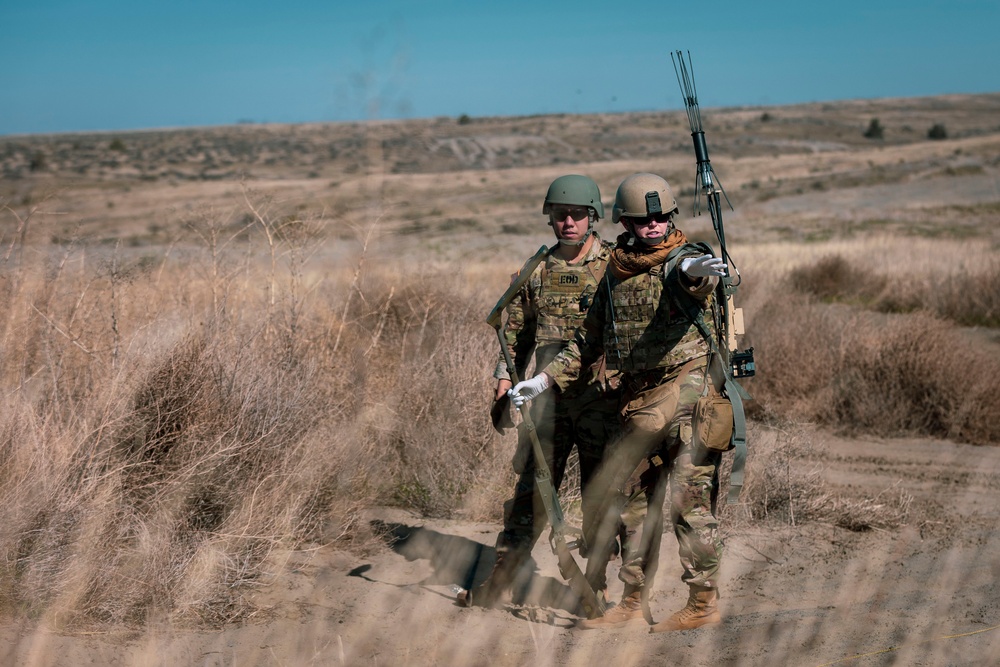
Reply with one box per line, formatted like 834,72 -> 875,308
680,255 -> 727,278
508,374 -> 550,407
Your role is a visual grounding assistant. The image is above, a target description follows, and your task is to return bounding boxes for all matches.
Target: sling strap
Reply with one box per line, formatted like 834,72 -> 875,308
664,243 -> 750,504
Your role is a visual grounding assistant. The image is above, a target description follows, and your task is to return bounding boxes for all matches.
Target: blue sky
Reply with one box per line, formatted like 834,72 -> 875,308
2,0 -> 998,135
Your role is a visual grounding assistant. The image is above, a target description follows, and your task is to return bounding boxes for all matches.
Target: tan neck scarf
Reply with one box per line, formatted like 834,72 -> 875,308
609,229 -> 688,280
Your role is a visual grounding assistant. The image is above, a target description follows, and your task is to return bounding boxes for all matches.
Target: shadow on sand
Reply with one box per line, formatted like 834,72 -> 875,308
363,520 -> 588,620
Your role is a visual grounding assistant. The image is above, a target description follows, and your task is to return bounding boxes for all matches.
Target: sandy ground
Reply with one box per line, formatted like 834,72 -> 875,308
3,428 -> 999,667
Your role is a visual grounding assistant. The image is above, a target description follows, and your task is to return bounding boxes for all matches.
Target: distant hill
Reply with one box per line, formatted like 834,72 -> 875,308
3,93 -> 999,183
1,92 -> 998,250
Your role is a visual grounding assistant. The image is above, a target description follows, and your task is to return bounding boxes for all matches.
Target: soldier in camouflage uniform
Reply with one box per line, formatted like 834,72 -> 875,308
509,173 -> 728,631
458,175 -> 623,610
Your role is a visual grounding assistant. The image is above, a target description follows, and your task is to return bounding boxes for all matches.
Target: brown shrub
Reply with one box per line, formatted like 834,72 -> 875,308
788,252 -> 1000,329
739,293 -> 845,420
323,273 -> 501,514
877,260 -> 1000,328
789,254 -> 886,303
746,293 -> 1000,444
823,312 -> 1000,444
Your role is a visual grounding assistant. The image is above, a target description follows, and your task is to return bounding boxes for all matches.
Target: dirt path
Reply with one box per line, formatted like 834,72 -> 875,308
4,429 -> 1000,666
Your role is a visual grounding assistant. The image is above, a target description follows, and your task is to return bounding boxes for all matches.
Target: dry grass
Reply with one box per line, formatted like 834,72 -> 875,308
790,252 -> 1000,327
745,291 -> 1000,445
0,200 -> 511,628
2,95 -> 999,634
3,200 -> 997,629
721,424 -> 913,533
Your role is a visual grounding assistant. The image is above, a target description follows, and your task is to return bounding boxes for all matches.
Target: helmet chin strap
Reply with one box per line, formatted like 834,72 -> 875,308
558,227 -> 592,247
553,211 -> 594,247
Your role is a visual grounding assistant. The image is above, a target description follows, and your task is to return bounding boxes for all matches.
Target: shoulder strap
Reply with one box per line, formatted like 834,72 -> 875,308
538,245 -> 557,288
588,256 -> 609,286
666,267 -> 751,504
574,237 -> 611,286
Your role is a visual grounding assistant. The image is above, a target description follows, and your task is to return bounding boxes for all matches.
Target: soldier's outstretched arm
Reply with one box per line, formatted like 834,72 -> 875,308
675,252 -> 721,301
680,255 -> 727,278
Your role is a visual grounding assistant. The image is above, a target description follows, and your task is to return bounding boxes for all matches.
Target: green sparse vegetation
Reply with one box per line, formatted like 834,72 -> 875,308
927,123 -> 948,140
943,164 -> 984,177
29,151 -> 47,171
863,117 -> 884,140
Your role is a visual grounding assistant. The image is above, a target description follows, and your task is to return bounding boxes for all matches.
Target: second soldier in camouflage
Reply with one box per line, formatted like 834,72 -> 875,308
458,175 -> 623,610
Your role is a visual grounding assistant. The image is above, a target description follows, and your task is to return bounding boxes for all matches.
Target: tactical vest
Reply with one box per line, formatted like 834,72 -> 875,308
530,242 -> 611,374
602,260 -> 714,374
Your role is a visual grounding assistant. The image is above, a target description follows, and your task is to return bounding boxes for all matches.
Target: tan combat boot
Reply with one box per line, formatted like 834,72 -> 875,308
576,588 -> 645,629
649,585 -> 721,633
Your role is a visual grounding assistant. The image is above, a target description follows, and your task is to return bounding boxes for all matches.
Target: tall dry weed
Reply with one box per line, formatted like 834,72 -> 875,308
0,201 -> 507,626
788,254 -> 886,303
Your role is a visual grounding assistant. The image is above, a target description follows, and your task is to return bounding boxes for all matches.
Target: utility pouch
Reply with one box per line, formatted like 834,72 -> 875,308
692,394 -> 735,452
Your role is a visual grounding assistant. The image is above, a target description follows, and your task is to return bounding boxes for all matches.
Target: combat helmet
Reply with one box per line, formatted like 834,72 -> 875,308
612,172 -> 679,224
542,174 -> 604,219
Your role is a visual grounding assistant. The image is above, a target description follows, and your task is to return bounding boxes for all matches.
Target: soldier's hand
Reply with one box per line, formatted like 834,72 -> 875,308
490,394 -> 514,433
508,374 -> 550,407
680,255 -> 727,277
496,379 -> 513,401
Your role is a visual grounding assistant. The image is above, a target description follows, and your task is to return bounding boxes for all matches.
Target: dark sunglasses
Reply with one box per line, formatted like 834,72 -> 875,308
550,206 -> 590,221
621,212 -> 673,226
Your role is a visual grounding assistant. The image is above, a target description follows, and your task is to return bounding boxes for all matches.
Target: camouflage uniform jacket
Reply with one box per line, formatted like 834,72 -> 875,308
494,232 -> 613,397
544,242 -> 718,391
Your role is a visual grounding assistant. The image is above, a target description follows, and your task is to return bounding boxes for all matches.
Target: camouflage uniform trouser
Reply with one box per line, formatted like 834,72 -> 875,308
498,381 -> 622,592
583,359 -> 723,593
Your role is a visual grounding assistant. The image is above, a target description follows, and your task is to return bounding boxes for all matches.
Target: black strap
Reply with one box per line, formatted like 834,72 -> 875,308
664,249 -> 750,504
